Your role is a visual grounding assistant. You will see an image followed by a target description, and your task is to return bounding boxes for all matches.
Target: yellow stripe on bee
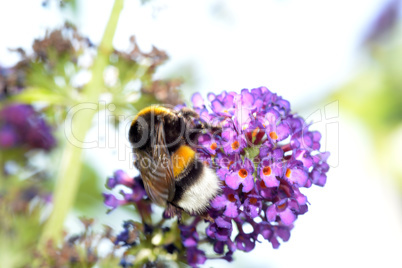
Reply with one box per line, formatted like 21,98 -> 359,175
171,145 -> 195,178
131,106 -> 173,126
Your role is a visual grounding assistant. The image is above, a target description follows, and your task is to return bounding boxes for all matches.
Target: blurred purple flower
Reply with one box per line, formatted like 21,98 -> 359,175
115,221 -> 137,246
180,219 -> 201,247
0,125 -> 18,148
0,104 -> 55,151
186,247 -> 207,267
106,170 -> 135,189
179,218 -> 207,267
103,171 -> 149,214
103,193 -> 127,211
364,0 -> 400,44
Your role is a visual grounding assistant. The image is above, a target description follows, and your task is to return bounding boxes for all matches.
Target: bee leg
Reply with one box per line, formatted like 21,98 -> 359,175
199,211 -> 214,223
165,202 -> 182,221
186,123 -> 205,145
187,121 -> 222,146
177,213 -> 182,224
195,115 -> 223,134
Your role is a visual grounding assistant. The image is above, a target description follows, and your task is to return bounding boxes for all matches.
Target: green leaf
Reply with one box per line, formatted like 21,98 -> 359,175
12,87 -> 70,105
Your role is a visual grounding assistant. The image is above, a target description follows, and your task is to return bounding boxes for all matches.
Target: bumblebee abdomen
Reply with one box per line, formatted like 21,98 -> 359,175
171,145 -> 196,179
172,160 -> 220,215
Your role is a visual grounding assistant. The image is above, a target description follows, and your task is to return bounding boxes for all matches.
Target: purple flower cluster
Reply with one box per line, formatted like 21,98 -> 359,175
103,171 -> 151,219
104,171 -> 183,267
114,221 -> 138,247
179,218 -> 208,267
0,104 -> 56,151
181,87 -> 330,262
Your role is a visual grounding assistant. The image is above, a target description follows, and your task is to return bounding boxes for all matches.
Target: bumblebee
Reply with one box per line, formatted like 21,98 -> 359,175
128,106 -> 220,220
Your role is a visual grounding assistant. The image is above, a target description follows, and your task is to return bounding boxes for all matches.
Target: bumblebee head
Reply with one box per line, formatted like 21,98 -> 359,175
129,106 -> 186,152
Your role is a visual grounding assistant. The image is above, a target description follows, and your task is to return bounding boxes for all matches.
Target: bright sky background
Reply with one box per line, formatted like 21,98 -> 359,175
0,0 -> 388,105
1,1 -> 402,267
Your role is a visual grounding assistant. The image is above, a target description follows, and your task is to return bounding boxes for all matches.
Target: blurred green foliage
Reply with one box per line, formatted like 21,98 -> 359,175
328,29 -> 402,190
0,0 -> 185,266
0,177 -> 43,267
75,163 -> 104,214
332,36 -> 402,135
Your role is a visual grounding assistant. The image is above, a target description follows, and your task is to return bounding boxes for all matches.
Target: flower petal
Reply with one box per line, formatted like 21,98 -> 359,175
225,173 -> 242,190
216,217 -> 232,229
241,176 -> 254,193
211,195 -> 227,210
224,202 -> 239,218
287,168 -> 308,186
279,209 -> 296,225
191,92 -> 204,108
266,205 -> 277,222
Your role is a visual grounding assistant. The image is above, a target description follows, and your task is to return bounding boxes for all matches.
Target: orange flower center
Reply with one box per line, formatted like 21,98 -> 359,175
285,168 -> 291,178
210,142 -> 217,150
277,202 -> 287,210
231,141 -> 240,150
252,127 -> 259,137
228,194 -> 236,202
227,160 -> 234,170
260,180 -> 267,189
249,197 -> 257,205
238,168 -> 248,178
269,131 -> 278,140
262,166 -> 272,176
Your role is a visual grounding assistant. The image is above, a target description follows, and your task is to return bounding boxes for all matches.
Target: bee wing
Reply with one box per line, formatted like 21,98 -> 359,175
136,120 -> 175,206
155,119 -> 176,200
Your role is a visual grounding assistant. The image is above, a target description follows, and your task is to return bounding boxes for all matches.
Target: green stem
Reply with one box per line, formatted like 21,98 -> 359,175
39,0 -> 124,246
84,0 -> 124,100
